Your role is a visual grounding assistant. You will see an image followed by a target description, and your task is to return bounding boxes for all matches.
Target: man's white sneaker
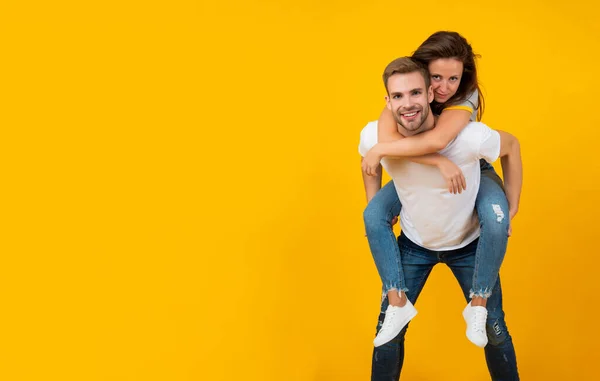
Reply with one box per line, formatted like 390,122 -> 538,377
462,302 -> 488,348
373,300 -> 417,347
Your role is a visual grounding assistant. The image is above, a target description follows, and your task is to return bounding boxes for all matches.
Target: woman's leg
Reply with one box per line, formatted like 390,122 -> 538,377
472,161 -> 510,302
364,180 -> 417,347
464,160 -> 511,347
363,180 -> 405,299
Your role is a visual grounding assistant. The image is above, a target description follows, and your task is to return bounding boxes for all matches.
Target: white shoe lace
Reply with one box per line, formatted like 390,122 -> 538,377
471,309 -> 487,333
381,308 -> 398,332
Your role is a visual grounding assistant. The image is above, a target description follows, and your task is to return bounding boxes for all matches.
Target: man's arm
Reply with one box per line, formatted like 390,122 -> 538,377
361,159 -> 382,203
497,131 -> 523,218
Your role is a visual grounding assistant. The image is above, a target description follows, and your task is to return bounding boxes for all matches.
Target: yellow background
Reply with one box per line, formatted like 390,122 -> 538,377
1,1 -> 599,380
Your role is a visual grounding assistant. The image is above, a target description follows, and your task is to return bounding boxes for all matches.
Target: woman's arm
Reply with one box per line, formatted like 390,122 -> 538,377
361,150 -> 467,194
406,154 -> 466,194
364,109 -> 473,175
371,106 -> 468,193
377,106 -> 403,143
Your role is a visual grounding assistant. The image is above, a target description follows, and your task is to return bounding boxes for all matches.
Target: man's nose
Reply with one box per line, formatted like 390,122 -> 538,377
402,96 -> 414,108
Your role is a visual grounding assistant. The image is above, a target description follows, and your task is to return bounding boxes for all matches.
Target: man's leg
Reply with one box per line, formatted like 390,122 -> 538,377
371,233 -> 437,381
445,240 -> 520,381
482,278 -> 519,381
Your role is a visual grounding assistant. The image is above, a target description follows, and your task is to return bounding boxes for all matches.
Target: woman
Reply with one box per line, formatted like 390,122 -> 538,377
363,31 -> 519,348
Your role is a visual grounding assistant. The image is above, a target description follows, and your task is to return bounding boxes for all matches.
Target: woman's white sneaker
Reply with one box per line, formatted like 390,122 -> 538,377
373,300 -> 417,347
462,302 -> 488,348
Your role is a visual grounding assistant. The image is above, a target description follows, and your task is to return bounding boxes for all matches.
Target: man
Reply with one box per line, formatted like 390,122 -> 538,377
358,57 -> 521,380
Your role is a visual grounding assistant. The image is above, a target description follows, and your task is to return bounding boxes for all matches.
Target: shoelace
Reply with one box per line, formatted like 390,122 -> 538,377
381,308 -> 398,331
471,309 -> 487,333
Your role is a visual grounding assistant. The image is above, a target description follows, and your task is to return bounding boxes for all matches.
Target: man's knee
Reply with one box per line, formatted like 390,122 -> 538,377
486,318 -> 510,347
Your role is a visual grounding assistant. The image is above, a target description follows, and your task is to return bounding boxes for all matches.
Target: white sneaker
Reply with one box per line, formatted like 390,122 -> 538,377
462,302 -> 488,348
373,300 -> 417,347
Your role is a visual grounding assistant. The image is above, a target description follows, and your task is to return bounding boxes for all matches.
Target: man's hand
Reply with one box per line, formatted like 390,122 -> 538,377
437,157 -> 466,194
508,208 -> 518,237
362,145 -> 383,176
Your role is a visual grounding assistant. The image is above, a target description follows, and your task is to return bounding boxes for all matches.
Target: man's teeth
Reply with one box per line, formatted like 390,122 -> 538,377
403,112 -> 417,117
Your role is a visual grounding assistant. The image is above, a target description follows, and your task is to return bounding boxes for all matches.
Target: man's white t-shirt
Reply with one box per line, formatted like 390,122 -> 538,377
359,121 -> 501,251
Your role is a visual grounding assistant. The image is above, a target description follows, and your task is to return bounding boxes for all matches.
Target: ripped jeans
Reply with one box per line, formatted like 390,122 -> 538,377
363,160 -> 510,299
371,233 -> 519,381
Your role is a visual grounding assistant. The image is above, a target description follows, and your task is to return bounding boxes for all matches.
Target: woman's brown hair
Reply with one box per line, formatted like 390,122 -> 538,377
412,31 -> 485,121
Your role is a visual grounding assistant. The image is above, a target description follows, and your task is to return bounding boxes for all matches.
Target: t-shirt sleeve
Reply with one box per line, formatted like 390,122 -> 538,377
358,121 -> 378,157
477,123 -> 501,163
443,89 -> 479,116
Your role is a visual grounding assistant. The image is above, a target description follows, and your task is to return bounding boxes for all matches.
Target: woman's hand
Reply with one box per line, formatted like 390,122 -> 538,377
508,208 -> 518,236
437,157 -> 466,194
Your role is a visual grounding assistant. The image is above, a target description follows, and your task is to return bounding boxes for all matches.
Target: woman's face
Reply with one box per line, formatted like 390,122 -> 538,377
428,58 -> 463,103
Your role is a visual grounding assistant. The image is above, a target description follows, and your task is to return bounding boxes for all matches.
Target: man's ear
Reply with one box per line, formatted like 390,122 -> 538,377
427,85 -> 434,103
385,95 -> 392,110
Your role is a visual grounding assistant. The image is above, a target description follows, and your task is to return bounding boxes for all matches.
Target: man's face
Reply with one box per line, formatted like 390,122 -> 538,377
385,72 -> 434,134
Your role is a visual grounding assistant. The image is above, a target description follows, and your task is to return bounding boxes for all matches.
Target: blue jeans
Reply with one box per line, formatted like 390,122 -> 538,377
371,233 -> 519,381
363,160 -> 510,298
